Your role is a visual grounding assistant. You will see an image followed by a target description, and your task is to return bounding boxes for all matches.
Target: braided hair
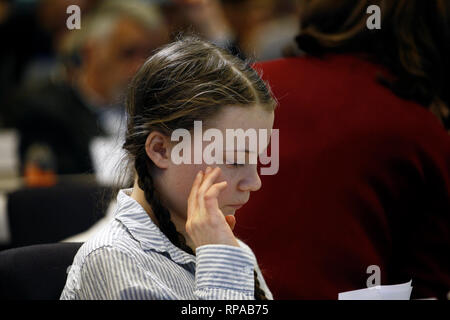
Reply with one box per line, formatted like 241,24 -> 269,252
134,153 -> 194,255
123,37 -> 275,299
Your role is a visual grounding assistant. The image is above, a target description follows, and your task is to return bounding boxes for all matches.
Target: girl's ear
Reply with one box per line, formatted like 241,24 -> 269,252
145,131 -> 171,169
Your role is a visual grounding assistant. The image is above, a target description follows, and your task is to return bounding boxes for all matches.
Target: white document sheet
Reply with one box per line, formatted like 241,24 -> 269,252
338,280 -> 413,300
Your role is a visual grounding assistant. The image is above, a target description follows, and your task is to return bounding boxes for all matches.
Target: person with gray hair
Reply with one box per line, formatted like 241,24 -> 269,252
60,0 -> 169,104
9,0 -> 169,177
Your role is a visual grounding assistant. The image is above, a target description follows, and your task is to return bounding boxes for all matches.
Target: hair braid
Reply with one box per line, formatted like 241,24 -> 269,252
134,153 -> 267,299
254,270 -> 268,300
134,153 -> 194,255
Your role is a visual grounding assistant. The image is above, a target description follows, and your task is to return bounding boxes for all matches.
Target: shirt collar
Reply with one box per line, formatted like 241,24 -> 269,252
114,189 -> 196,265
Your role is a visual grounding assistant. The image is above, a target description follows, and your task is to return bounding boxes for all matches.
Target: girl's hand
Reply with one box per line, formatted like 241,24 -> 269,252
186,166 -> 239,250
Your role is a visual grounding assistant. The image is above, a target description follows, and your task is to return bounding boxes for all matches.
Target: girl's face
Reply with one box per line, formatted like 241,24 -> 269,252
157,105 -> 274,221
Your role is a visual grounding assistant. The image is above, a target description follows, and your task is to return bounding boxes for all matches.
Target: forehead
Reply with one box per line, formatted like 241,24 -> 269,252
108,17 -> 154,49
204,105 -> 274,153
206,105 -> 274,132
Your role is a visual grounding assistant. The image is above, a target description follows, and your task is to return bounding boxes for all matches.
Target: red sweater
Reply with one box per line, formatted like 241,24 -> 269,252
234,54 -> 450,299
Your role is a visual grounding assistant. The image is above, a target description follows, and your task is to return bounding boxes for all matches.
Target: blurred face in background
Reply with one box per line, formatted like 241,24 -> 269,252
222,0 -> 275,37
82,17 -> 169,103
38,0 -> 100,48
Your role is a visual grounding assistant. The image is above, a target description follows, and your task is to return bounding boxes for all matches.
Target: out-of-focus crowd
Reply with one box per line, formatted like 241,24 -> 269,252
0,0 -> 449,301
0,0 -> 299,183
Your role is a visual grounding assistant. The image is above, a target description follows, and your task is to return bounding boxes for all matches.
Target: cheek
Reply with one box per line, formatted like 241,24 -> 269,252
216,166 -> 239,203
95,48 -> 113,71
168,163 -> 239,213
182,164 -> 237,207
218,164 -> 241,182
167,164 -> 209,214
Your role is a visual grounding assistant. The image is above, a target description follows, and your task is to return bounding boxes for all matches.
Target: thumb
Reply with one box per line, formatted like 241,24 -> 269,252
225,215 -> 236,231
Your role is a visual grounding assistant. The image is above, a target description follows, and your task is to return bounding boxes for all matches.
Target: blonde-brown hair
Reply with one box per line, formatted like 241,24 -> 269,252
123,37 -> 276,300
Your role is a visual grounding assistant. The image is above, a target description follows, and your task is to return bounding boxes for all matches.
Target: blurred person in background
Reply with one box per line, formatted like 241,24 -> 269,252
159,0 -> 300,61
221,0 -> 300,61
160,0 -> 243,57
5,0 -> 169,178
0,0 -> 100,125
234,0 -> 450,299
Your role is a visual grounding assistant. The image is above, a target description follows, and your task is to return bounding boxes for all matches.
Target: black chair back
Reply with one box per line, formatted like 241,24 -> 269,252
6,183 -> 111,248
0,242 -> 83,299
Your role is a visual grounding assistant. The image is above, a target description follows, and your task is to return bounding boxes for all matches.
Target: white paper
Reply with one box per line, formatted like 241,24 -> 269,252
338,280 -> 413,300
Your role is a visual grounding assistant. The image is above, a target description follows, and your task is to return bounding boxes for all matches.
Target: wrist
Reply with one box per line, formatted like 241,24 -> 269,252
195,244 -> 256,292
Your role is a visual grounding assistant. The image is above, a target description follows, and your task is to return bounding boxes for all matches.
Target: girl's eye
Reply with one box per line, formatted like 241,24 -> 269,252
227,163 -> 245,168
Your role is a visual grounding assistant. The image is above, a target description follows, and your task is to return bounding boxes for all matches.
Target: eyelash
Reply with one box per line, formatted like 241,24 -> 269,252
227,163 -> 245,168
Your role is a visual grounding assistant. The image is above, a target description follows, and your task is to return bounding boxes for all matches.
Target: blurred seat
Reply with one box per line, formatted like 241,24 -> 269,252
4,182 -> 112,249
0,242 -> 83,300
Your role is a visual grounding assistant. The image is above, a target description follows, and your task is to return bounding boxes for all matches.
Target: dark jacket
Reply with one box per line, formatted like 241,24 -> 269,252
10,78 -> 105,175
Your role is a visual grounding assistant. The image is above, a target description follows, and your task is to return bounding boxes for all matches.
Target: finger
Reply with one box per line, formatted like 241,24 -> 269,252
225,215 -> 236,231
202,181 -> 227,217
197,167 -> 223,217
187,170 -> 203,219
198,166 -> 221,198
205,181 -> 227,202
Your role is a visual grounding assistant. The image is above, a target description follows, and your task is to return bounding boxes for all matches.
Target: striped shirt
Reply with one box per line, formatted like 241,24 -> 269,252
60,189 -> 272,300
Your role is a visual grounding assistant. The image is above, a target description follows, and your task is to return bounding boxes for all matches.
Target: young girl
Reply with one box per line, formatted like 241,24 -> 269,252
60,37 -> 276,300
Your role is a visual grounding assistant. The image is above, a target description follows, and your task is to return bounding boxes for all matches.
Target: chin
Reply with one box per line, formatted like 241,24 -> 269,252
222,207 -> 237,216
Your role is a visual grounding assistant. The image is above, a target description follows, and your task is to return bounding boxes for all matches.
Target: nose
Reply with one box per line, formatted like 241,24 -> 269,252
238,165 -> 262,192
